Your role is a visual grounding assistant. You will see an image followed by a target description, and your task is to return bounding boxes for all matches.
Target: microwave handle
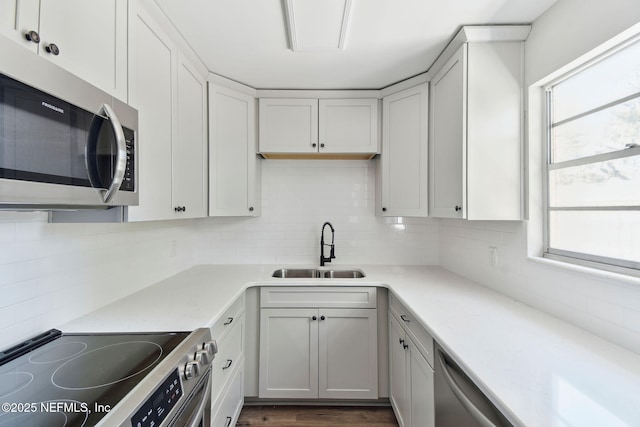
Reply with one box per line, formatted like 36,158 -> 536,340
98,104 -> 127,203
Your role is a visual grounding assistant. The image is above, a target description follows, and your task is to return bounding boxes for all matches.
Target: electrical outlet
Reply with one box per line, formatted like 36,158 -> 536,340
489,246 -> 498,267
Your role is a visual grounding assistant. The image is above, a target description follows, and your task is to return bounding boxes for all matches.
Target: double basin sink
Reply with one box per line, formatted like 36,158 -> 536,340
272,268 -> 365,279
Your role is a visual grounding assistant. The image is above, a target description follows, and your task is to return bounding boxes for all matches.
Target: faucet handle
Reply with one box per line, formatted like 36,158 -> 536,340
330,244 -> 335,259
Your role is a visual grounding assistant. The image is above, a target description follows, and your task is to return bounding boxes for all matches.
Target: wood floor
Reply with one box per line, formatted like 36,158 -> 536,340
236,405 -> 399,427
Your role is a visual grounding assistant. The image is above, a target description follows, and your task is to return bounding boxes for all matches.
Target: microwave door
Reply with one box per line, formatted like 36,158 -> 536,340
85,104 -> 127,203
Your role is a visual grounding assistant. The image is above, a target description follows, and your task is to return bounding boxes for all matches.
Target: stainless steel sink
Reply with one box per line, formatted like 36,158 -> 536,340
321,269 -> 366,279
271,268 -> 365,279
271,268 -> 321,278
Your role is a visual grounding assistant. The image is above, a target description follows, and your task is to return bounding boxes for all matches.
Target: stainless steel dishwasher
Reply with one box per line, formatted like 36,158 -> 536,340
434,343 -> 513,427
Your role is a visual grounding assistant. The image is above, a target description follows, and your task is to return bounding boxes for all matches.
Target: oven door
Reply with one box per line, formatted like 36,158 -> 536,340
168,367 -> 212,427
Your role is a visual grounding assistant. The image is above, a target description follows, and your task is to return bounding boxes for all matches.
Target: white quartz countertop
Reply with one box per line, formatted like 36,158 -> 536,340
61,264 -> 640,427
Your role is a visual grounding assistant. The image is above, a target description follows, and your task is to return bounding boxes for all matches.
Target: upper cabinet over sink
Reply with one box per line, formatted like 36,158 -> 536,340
0,0 -> 128,101
258,96 -> 379,159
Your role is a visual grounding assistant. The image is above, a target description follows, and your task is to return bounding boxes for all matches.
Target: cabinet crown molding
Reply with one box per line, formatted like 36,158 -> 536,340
425,25 -> 531,81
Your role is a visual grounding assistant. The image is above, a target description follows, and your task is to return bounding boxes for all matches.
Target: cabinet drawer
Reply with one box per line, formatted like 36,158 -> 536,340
212,295 -> 245,342
212,313 -> 244,405
211,359 -> 244,427
389,294 -> 434,368
260,287 -> 377,308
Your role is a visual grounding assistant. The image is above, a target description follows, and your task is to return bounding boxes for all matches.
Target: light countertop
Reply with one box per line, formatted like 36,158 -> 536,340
61,264 -> 640,427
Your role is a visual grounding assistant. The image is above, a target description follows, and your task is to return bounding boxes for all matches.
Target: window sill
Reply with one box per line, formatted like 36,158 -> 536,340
528,255 -> 640,286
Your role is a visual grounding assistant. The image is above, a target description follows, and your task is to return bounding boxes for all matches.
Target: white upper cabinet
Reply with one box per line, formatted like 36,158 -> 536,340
174,54 -> 208,219
429,28 -> 527,220
209,84 -> 261,217
259,98 -> 318,153
379,83 -> 429,217
259,97 -> 379,157
127,3 -> 208,221
318,99 -> 379,154
0,0 -> 128,100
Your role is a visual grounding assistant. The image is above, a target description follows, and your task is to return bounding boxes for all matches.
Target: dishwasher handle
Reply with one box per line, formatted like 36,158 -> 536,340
437,349 -> 497,427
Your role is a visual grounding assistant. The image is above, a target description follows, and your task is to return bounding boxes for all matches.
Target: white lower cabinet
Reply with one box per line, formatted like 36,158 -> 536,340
258,287 -> 378,400
211,295 -> 245,427
389,306 -> 434,427
211,360 -> 244,427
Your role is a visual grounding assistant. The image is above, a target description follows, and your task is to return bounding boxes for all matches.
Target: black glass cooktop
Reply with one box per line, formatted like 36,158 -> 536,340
0,329 -> 189,427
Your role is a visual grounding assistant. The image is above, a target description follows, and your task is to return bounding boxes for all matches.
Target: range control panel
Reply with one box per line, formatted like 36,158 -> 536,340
131,369 -> 182,427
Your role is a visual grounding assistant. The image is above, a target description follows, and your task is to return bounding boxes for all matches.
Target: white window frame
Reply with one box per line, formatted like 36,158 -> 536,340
543,35 -> 640,275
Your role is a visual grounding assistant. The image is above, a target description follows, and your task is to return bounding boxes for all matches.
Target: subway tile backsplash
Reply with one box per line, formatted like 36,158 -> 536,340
0,160 -> 439,349
194,160 -> 439,265
1,159 -> 639,354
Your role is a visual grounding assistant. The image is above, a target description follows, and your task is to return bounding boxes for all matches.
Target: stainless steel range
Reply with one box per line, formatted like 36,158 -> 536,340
0,328 -> 216,427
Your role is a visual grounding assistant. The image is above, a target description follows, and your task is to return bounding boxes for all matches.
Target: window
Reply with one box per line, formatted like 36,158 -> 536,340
545,37 -> 640,272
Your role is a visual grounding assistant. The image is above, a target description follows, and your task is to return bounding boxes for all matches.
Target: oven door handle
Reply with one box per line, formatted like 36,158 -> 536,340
185,369 -> 212,427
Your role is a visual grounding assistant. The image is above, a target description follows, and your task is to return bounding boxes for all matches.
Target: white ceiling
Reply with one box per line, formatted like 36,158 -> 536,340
153,0 -> 557,90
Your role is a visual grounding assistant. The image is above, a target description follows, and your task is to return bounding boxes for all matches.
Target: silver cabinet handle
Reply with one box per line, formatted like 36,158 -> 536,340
437,350 -> 497,427
87,104 -> 127,203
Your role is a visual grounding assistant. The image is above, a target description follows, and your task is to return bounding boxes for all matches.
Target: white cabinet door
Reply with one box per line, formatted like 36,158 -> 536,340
259,98 -> 318,153
0,0 -> 127,100
173,54 -> 207,219
389,315 -> 409,427
429,45 -> 465,219
380,84 -> 429,217
429,41 -> 523,220
0,0 -> 39,51
318,308 -> 378,399
318,99 -> 379,154
126,10 -> 175,222
211,360 -> 244,427
409,340 -> 435,427
209,84 -> 260,217
259,308 -> 319,399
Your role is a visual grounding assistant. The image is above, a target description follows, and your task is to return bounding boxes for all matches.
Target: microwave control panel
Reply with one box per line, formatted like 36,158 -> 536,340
121,128 -> 135,192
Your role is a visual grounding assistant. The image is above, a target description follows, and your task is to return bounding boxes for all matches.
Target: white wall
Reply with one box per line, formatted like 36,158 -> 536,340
0,160 -> 439,350
439,0 -> 640,355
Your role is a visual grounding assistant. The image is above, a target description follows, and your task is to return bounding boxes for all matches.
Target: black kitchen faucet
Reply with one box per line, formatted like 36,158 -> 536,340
320,221 -> 335,266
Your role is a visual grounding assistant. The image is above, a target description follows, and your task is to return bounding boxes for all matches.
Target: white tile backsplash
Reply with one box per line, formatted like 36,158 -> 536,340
1,159 -> 639,355
194,160 -> 439,266
439,219 -> 640,354
0,160 -> 439,350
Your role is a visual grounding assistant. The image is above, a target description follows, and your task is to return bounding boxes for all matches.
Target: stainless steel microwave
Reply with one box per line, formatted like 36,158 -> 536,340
0,35 -> 138,210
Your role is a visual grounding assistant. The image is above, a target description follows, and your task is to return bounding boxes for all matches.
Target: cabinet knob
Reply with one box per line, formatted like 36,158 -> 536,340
45,43 -> 60,56
320,143 -> 325,148
312,315 -> 317,321
455,205 -> 462,212
249,206 -> 254,212
382,207 -> 387,212
24,30 -> 40,43
312,143 -> 317,148
320,315 -> 326,321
